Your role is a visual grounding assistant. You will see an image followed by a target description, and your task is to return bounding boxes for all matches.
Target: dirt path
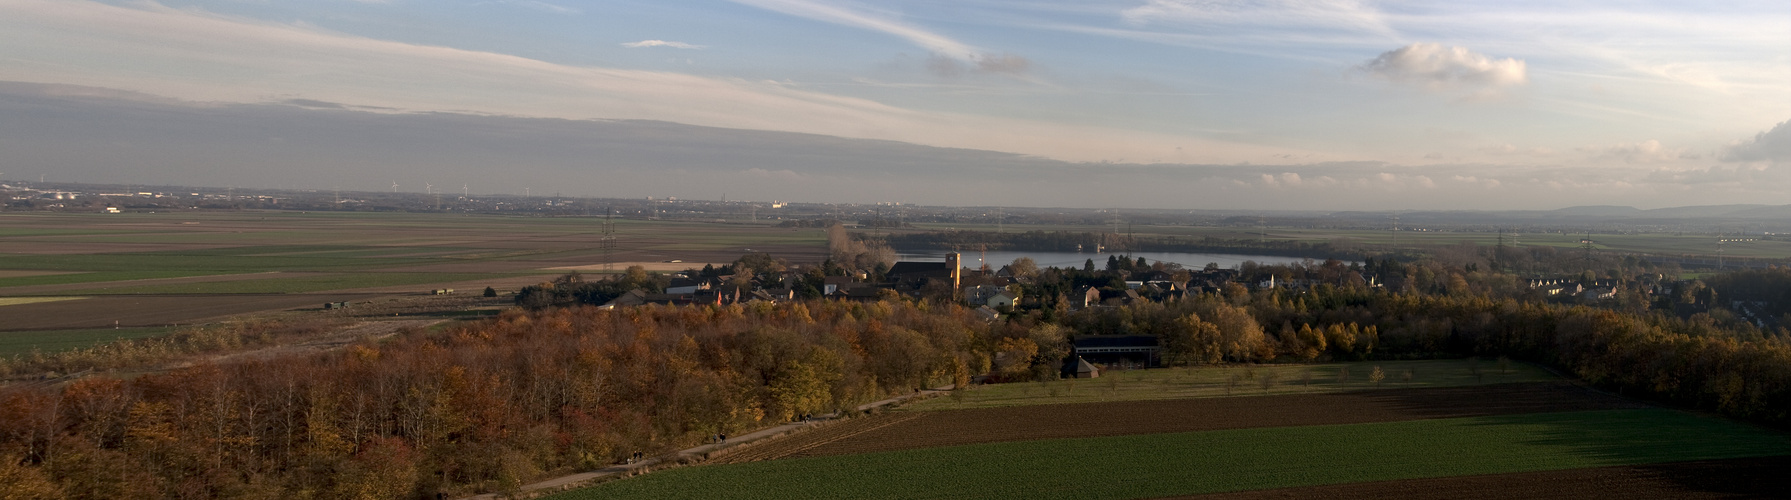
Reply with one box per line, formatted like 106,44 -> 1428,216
193,319 -> 442,366
1164,456 -> 1791,500
707,413 -> 928,465
460,386 -> 954,500
724,382 -> 1644,462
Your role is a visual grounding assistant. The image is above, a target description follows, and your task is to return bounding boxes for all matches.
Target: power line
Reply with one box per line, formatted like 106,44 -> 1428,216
602,206 -> 617,274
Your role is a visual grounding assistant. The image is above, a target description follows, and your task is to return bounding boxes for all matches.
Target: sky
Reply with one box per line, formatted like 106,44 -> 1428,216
1,0 -> 1789,210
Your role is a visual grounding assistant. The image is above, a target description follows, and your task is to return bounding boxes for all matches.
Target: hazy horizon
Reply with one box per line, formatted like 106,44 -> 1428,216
2,1 -> 1788,210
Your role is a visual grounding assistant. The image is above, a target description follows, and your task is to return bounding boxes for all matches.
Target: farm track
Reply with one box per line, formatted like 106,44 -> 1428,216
1167,455 -> 1791,500
724,382 -> 1643,462
709,412 -> 927,465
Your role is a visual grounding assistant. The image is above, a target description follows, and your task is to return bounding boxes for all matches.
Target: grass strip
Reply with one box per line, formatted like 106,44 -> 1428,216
906,359 -> 1555,411
555,409 -> 1791,500
0,297 -> 85,307
0,326 -> 176,357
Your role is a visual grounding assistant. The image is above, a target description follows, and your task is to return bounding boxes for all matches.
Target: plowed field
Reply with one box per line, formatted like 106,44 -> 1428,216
0,293 -> 386,330
723,382 -> 1641,462
1168,455 -> 1791,500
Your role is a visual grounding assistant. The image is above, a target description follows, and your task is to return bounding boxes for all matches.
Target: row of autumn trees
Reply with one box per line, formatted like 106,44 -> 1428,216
0,300 -> 1028,499
1062,285 -> 1791,423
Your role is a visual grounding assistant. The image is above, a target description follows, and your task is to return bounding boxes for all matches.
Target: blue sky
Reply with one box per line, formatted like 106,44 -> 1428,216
1,0 -> 1789,208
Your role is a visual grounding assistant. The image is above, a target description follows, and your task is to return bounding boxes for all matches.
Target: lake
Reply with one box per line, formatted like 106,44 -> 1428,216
894,250 -> 1341,270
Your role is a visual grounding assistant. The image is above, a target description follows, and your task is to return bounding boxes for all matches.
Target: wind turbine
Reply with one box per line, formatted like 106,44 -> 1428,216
425,183 -> 433,195
391,181 -> 398,193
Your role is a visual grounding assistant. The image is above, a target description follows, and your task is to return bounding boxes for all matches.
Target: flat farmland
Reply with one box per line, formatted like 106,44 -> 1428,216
0,326 -> 175,356
1175,456 -> 1791,500
558,409 -> 1791,500
557,359 -> 1791,500
902,359 -> 1555,410
0,211 -> 829,340
715,382 -> 1643,463
0,293 -> 388,330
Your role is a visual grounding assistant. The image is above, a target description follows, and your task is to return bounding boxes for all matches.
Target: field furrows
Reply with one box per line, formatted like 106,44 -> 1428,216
751,382 -> 1642,460
1169,455 -> 1791,500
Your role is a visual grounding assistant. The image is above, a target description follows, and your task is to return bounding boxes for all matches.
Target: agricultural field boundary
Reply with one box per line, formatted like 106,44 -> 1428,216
0,296 -> 85,306
903,359 -> 1555,411
459,386 -> 955,500
719,382 -> 1645,461
553,409 -> 1791,500
0,271 -> 285,295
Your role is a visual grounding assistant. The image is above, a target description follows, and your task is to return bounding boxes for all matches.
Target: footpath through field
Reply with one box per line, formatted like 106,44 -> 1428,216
457,385 -> 955,500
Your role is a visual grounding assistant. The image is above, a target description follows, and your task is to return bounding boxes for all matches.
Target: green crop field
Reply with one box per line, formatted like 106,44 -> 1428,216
0,326 -> 176,357
61,272 -> 532,295
0,271 -> 234,288
0,211 -> 830,293
905,359 -> 1555,411
556,409 -> 1791,500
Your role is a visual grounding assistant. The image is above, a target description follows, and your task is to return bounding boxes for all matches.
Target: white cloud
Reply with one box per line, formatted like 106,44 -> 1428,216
622,40 -> 704,49
1122,0 -> 1395,39
1361,43 -> 1526,94
0,0 -> 1291,163
727,0 -> 1029,75
1722,120 -> 1791,163
729,0 -> 977,59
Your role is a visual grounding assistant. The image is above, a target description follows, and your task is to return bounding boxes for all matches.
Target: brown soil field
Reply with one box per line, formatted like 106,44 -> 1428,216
720,382 -> 1643,463
0,293 -> 387,330
326,274 -> 561,294
548,261 -> 730,273
0,241 -> 239,255
0,272 -> 302,296
371,261 -> 553,274
1168,455 -> 1791,500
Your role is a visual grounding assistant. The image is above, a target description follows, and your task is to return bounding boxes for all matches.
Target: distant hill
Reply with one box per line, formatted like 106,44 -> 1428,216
1550,206 -> 1644,217
1641,205 -> 1772,218
1727,205 -> 1791,219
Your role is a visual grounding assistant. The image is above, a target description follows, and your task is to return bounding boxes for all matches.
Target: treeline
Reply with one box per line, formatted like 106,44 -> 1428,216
1060,286 -> 1791,424
875,230 -> 1358,260
0,301 -> 1018,499
1704,267 -> 1791,321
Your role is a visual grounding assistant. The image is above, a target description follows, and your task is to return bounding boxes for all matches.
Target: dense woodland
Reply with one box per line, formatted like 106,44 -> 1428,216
3,238 -> 1790,498
0,302 -> 1001,498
